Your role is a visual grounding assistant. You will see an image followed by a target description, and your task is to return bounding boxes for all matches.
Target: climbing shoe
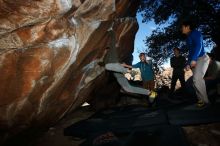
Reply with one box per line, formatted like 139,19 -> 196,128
149,91 -> 157,98
196,100 -> 205,108
149,91 -> 158,103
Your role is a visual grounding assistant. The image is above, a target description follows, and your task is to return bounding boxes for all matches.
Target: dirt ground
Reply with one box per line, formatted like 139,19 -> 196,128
183,124 -> 220,146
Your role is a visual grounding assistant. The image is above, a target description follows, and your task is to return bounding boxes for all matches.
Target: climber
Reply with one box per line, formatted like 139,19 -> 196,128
121,53 -> 157,100
105,63 -> 150,96
102,29 -> 157,103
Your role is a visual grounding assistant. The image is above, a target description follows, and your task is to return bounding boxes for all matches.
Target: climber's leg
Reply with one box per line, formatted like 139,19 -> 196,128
105,63 -> 128,74
113,73 -> 150,96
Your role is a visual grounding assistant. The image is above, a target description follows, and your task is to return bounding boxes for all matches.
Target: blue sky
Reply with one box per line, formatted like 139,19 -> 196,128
133,13 -> 156,64
133,13 -> 171,68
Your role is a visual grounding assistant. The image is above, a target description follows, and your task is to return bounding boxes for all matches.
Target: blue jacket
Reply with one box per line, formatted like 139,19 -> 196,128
186,30 -> 206,65
132,61 -> 154,82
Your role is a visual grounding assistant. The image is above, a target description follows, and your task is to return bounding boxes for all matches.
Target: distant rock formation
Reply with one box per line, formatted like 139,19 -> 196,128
0,0 -> 139,136
156,67 -> 193,89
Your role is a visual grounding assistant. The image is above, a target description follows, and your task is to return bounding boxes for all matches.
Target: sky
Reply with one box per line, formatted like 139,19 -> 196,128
133,13 -> 170,68
133,13 -> 156,64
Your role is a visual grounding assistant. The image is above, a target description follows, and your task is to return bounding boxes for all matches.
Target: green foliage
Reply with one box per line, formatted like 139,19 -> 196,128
139,0 -> 220,68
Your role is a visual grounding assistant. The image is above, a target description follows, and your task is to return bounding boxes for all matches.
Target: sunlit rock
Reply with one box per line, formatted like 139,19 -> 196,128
0,0 -> 139,137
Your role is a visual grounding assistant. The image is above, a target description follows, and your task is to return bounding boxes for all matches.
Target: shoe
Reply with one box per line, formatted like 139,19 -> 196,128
149,91 -> 157,98
149,91 -> 157,103
196,100 -> 207,108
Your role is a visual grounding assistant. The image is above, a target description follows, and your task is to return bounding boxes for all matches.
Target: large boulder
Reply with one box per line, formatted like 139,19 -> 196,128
0,0 -> 139,136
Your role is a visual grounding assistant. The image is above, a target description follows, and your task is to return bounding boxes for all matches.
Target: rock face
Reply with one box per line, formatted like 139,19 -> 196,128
0,0 -> 139,136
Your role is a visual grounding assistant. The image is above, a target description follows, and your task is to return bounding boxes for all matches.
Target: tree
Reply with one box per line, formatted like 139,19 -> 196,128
139,0 -> 220,68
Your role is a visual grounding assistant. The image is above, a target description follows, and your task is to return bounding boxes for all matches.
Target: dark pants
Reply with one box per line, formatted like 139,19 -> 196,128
170,70 -> 185,93
205,78 -> 220,91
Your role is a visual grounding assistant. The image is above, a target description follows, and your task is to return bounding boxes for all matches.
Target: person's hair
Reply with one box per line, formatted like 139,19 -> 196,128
173,47 -> 180,52
139,53 -> 145,57
182,20 -> 196,30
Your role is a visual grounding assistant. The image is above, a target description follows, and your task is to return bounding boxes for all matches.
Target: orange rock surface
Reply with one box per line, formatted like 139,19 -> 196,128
0,0 -> 139,135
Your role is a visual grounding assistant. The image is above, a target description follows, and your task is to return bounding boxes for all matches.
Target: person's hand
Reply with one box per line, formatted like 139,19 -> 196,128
185,65 -> 190,71
190,61 -> 197,68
